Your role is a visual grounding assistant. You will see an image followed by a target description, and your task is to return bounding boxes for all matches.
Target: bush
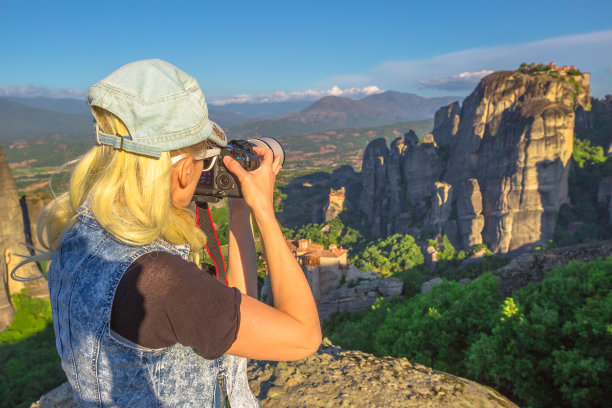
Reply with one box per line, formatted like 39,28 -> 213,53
325,297 -> 393,354
0,291 -> 66,408
352,234 -> 424,278
373,274 -> 501,373
326,273 -> 502,374
466,258 -> 612,408
573,137 -> 606,168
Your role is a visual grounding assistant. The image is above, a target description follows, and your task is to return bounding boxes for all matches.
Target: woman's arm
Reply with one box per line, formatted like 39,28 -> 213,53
226,198 -> 258,297
222,148 -> 322,361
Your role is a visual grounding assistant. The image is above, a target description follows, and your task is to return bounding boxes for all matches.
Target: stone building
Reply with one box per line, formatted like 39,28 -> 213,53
287,239 -> 348,301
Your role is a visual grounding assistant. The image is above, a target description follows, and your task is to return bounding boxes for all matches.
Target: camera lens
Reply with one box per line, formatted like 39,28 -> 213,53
247,137 -> 285,166
216,173 -> 233,189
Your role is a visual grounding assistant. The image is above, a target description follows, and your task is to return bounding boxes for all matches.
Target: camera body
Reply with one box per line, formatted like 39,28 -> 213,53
192,138 -> 284,203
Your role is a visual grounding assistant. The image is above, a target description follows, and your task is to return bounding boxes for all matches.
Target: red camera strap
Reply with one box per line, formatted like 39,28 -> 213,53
195,203 -> 228,285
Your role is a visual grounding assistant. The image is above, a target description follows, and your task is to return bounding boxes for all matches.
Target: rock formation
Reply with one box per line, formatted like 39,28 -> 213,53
317,267 -> 403,321
492,239 -> 612,297
33,339 -> 518,408
431,101 -> 460,146
358,66 -> 591,253
0,147 -> 49,331
598,176 -> 612,224
359,130 -> 443,238
323,187 -> 347,222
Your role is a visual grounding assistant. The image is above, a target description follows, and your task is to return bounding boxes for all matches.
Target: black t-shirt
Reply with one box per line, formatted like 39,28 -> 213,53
110,251 -> 241,360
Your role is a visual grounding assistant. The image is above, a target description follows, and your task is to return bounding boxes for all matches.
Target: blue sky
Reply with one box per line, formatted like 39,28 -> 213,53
1,0 -> 612,103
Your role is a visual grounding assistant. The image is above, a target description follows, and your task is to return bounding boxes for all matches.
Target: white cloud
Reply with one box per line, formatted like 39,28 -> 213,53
209,85 -> 383,105
418,70 -> 494,91
0,84 -> 87,99
323,30 -> 612,97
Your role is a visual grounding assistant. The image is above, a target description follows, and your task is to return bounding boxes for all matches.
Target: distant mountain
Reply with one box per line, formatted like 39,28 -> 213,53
290,91 -> 460,124
208,109 -> 252,127
0,91 -> 459,142
209,101 -> 312,119
227,91 -> 460,139
5,96 -> 90,115
0,97 -> 93,141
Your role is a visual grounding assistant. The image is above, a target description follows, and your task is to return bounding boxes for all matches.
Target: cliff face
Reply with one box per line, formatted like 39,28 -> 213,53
359,67 -> 590,252
0,147 -> 49,331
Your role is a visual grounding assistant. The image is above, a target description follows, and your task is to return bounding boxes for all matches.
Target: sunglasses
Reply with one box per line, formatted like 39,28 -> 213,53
170,148 -> 221,171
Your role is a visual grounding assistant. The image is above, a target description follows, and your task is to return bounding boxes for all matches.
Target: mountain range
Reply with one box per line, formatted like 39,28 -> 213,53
0,91 -> 460,142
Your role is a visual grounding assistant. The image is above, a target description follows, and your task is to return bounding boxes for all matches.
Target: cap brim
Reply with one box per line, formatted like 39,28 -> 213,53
207,120 -> 228,147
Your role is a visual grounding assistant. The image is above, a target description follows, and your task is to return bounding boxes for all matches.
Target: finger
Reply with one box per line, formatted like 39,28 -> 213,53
255,148 -> 274,169
272,155 -> 282,174
223,156 -> 248,180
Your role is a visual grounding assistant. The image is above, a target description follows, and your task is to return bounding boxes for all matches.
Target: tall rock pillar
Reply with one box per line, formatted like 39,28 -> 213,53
0,147 -> 50,331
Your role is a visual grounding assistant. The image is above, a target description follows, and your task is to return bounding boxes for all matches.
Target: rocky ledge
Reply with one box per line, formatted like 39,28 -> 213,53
247,339 -> 517,407
494,239 -> 612,296
33,339 -> 516,407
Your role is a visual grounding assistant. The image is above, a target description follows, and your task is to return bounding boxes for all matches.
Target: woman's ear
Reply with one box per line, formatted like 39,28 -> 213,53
173,156 -> 196,188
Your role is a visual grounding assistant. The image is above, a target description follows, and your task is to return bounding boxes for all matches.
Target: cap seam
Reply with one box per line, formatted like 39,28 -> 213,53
92,82 -> 196,106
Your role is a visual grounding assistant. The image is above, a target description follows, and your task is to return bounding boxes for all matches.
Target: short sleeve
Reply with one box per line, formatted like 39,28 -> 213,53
111,251 -> 242,359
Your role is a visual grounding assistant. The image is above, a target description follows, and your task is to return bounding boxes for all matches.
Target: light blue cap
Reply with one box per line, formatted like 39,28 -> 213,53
87,59 -> 227,158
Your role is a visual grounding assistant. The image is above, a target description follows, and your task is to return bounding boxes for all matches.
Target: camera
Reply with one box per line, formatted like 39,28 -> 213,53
192,137 -> 285,203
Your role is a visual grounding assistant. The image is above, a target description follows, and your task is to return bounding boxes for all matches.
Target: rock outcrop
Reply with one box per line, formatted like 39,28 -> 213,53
0,147 -> 49,331
431,101 -> 461,146
359,131 -> 443,238
317,269 -> 403,321
33,339 -> 518,408
597,176 -> 612,224
323,187 -> 347,222
492,239 -> 612,296
358,66 -> 591,253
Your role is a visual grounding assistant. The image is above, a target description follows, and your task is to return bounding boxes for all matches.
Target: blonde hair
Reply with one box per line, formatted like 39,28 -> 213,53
31,107 -> 208,268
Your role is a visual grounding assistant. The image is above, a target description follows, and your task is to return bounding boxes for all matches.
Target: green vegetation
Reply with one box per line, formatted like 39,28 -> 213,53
468,258 -> 612,408
0,291 -> 65,408
353,233 -> 424,279
284,218 -> 365,253
325,257 -> 612,408
577,96 -> 612,148
207,203 -> 230,246
572,137 -> 606,168
553,135 -> 612,246
325,273 -> 502,370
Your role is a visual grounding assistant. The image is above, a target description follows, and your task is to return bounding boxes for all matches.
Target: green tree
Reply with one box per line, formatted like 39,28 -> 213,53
353,234 -> 424,278
466,258 -> 612,408
373,274 -> 501,373
573,137 -> 606,168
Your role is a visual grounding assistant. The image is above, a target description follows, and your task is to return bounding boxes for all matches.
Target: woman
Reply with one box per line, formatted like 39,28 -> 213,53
34,59 -> 321,407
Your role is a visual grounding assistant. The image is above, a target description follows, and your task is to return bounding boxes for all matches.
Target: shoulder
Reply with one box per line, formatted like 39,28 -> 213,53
125,250 -> 217,295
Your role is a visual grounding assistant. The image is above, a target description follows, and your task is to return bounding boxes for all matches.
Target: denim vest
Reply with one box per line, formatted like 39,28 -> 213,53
48,209 -> 260,407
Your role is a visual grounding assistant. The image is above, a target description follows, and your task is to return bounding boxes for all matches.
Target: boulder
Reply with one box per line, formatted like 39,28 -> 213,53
420,277 -> 443,293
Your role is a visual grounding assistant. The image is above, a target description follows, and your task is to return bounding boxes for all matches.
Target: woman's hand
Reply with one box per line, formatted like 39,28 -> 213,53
222,147 -> 282,220
222,146 -> 321,361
